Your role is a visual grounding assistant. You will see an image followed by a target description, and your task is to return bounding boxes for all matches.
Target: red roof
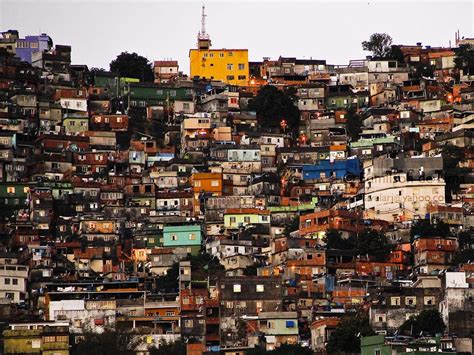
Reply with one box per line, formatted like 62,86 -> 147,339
225,208 -> 270,215
154,61 -> 178,66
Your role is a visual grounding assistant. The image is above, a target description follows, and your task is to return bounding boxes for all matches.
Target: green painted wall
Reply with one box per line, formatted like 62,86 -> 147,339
224,213 -> 270,229
163,225 -> 202,248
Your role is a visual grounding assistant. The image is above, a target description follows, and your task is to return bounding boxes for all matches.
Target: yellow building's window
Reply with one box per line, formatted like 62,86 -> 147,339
209,52 -> 214,57
56,335 -> 68,342
227,64 -> 234,70
203,53 -> 208,58
227,75 -> 235,81
219,52 -> 224,58
238,75 -> 246,80
238,63 -> 245,70
228,52 -> 233,56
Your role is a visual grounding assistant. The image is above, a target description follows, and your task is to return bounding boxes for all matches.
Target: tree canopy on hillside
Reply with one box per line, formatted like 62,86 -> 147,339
110,51 -> 154,82
248,85 -> 300,132
362,33 -> 393,59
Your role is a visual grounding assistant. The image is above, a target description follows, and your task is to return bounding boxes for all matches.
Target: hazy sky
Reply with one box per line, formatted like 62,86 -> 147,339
1,0 -> 473,74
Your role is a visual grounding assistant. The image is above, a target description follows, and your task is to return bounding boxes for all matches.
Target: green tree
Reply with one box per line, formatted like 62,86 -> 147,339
155,252 -> 224,292
411,62 -> 436,79
248,85 -> 300,131
72,329 -> 140,355
454,44 -> 474,70
362,33 -> 393,59
453,248 -> 474,265
90,67 -> 106,73
327,316 -> 374,354
458,228 -> 474,250
188,252 -> 225,281
243,263 -> 259,276
126,106 -> 166,142
110,51 -> 154,82
156,261 -> 180,292
345,107 -> 363,141
442,144 -> 466,170
149,340 -> 186,355
399,309 -> 446,336
355,229 -> 391,262
324,229 -> 355,250
284,216 -> 300,235
441,144 -> 469,200
389,45 -> 405,63
410,219 -> 451,239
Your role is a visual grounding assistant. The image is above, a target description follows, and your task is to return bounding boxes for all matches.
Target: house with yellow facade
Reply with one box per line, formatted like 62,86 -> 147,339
189,6 -> 249,86
3,322 -> 70,355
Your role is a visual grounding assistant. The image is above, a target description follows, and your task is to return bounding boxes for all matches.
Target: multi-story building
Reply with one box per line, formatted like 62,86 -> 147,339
162,224 -> 202,255
364,172 -> 446,223
413,236 -> 458,274
0,264 -> 28,303
218,276 -> 284,348
3,322 -> 70,355
189,6 -> 249,86
154,60 -> 179,83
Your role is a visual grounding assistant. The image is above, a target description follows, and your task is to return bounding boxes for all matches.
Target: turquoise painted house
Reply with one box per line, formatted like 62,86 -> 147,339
163,225 -> 202,254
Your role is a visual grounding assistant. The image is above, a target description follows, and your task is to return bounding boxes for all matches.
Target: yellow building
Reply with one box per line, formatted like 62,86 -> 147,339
189,6 -> 249,86
189,49 -> 249,86
3,322 -> 70,355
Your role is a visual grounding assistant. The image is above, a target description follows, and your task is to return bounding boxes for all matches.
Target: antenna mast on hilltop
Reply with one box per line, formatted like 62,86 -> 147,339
200,5 -> 208,39
197,4 -> 211,49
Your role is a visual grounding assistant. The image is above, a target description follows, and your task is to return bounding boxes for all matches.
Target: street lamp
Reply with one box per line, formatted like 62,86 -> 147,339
300,134 -> 307,145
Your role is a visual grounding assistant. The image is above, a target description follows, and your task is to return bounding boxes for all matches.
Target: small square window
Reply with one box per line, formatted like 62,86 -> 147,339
256,284 -> 264,293
391,297 -> 400,306
233,284 -> 241,293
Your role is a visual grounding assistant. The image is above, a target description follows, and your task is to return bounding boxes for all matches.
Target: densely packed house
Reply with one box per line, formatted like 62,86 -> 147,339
0,23 -> 473,355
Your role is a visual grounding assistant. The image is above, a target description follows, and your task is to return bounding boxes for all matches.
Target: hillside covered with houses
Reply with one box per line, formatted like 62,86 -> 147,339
0,13 -> 473,355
